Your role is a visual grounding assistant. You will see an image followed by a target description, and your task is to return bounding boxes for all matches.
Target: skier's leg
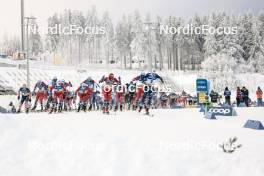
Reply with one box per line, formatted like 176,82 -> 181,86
139,93 -> 147,113
77,95 -> 82,112
145,91 -> 152,114
17,97 -> 25,113
32,93 -> 39,110
25,98 -> 29,113
133,87 -> 143,110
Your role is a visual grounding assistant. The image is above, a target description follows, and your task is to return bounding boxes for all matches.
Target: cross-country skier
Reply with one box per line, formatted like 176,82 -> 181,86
61,79 -> 73,111
168,92 -> 177,108
83,77 -> 100,111
114,80 -> 125,111
138,71 -> 164,115
159,91 -> 169,108
31,80 -> 48,111
124,82 -> 136,110
17,84 -> 31,113
45,77 -> 58,110
76,83 -> 92,112
65,90 -> 76,111
99,73 -> 120,114
131,72 -> 147,110
49,80 -> 65,113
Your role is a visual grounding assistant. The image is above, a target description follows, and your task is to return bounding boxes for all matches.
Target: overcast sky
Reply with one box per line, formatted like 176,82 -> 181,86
1,0 -> 264,37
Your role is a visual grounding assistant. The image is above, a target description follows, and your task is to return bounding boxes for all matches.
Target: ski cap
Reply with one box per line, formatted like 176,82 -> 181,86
109,73 -> 114,79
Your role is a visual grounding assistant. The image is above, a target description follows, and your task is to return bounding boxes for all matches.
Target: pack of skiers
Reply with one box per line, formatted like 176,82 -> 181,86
15,71 -> 166,115
14,72 -> 264,114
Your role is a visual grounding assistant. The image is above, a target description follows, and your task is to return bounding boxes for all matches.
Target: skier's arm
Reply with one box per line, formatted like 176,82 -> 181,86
155,74 -> 164,83
17,88 -> 21,100
99,76 -> 105,83
114,78 -> 120,84
43,82 -> 48,91
118,76 -> 121,85
33,83 -> 37,92
94,82 -> 100,90
131,76 -> 140,82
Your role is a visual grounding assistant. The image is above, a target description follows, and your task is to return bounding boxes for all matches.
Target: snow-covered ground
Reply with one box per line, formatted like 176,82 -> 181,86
1,59 -> 264,175
0,108 -> 264,176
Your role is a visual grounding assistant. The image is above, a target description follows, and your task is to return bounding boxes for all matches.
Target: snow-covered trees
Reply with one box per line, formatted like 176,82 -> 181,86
0,35 -> 20,56
101,11 -> 114,66
28,17 -> 42,58
41,8 -> 264,72
201,53 -> 239,91
115,15 -> 131,69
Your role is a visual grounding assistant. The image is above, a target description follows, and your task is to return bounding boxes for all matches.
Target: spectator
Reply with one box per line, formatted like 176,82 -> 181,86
241,87 -> 249,107
256,87 -> 263,107
210,90 -> 219,104
236,87 -> 242,107
224,87 -> 231,105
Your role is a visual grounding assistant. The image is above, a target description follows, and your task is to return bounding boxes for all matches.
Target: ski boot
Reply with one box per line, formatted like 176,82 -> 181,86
31,105 -> 37,111
138,106 -> 143,113
105,107 -> 110,115
40,105 -> 44,112
49,108 -> 54,114
58,104 -> 62,113
54,107 -> 58,113
145,108 -> 150,115
77,104 -> 81,112
88,105 -> 92,111
83,105 -> 87,112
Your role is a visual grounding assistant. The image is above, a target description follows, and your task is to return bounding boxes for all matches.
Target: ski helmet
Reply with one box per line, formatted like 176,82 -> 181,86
87,77 -> 92,82
52,76 -> 57,82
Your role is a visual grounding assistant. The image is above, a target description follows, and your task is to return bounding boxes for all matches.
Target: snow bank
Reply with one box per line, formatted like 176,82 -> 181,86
0,108 -> 263,176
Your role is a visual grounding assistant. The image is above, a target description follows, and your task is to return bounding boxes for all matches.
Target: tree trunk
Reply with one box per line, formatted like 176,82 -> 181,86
129,51 -> 132,69
158,43 -> 163,70
124,54 -> 127,69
